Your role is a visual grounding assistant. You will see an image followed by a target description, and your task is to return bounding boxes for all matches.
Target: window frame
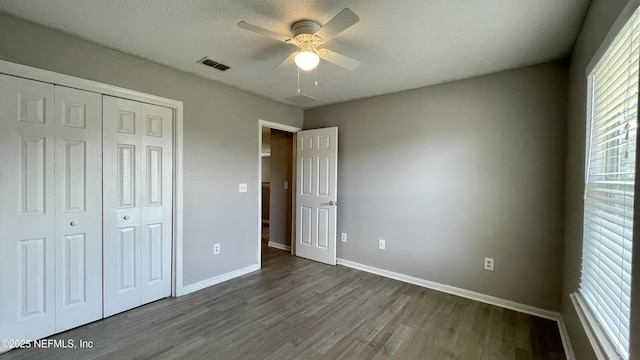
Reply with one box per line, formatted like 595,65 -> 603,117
575,2 -> 640,359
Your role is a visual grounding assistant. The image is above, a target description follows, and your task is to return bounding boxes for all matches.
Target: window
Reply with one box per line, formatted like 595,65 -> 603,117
581,6 -> 639,360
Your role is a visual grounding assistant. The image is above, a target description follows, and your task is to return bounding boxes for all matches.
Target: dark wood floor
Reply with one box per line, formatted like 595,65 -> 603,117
1,242 -> 566,360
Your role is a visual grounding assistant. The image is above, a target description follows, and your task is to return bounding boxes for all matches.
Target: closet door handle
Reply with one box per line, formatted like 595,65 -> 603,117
123,215 -> 130,220
70,221 -> 78,226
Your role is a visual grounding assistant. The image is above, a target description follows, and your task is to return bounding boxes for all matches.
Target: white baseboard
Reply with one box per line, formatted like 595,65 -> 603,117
336,258 -> 576,358
181,264 -> 260,295
178,257 -> 574,359
336,258 -> 560,320
268,241 -> 291,252
557,315 -> 576,360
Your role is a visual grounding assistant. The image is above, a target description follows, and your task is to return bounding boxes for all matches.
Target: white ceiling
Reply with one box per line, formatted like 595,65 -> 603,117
0,0 -> 590,108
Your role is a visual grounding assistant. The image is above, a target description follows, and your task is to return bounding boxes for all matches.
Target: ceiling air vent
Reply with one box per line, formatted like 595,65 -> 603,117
284,93 -> 318,107
197,57 -> 231,72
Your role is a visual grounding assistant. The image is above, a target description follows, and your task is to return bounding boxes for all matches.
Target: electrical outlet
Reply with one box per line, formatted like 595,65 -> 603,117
341,233 -> 347,242
214,243 -> 221,255
378,239 -> 386,250
284,181 -> 289,190
239,183 -> 247,193
484,257 -> 494,271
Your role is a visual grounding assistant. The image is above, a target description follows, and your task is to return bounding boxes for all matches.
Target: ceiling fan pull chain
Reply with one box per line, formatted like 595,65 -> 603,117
297,66 -> 301,94
315,67 -> 319,87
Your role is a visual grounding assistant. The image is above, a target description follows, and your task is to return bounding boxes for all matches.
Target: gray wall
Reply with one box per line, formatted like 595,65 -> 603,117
304,61 -> 568,311
269,130 -> 293,247
562,1 -> 640,359
0,13 -> 303,286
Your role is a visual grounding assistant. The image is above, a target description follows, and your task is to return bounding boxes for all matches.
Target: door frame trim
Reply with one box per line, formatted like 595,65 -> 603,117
0,59 -> 186,297
257,120 -> 301,267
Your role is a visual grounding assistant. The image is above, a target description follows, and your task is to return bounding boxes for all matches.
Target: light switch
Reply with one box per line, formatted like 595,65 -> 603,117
284,181 -> 289,190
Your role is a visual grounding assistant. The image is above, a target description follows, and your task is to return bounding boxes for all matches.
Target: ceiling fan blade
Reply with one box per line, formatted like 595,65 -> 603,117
238,21 -> 291,43
320,50 -> 360,71
273,52 -> 298,71
314,8 -> 360,42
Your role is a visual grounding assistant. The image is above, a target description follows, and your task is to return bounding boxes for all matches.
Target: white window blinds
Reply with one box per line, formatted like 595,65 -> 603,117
582,7 -> 639,360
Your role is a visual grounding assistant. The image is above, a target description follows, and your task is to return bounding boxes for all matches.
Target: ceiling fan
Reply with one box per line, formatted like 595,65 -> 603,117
238,8 -> 361,72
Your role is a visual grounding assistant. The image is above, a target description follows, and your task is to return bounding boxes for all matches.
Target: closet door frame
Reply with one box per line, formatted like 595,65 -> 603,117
0,59 -> 186,297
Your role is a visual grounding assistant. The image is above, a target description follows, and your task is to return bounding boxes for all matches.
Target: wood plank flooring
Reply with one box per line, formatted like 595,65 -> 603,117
1,243 -> 566,359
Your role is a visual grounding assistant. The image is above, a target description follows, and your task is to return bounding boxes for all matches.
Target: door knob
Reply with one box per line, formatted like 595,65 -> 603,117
70,221 -> 78,226
329,201 -> 335,206
124,215 -> 130,220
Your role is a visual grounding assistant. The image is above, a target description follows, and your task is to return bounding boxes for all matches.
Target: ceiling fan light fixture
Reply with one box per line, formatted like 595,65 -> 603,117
295,50 -> 320,71
238,8 -> 360,72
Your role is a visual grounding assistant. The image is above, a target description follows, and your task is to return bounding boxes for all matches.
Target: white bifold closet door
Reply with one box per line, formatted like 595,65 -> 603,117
53,86 -> 103,331
102,96 -> 173,317
0,75 -> 102,343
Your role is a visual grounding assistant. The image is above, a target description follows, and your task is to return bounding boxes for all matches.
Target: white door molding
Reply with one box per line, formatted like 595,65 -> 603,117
0,59 -> 186,297
257,119 -> 301,267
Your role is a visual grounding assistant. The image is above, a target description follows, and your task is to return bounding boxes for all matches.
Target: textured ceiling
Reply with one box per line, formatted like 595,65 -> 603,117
0,0 -> 589,108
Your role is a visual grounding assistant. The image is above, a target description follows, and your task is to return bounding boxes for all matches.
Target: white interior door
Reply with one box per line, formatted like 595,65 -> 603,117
0,74 -> 56,344
295,127 -> 338,265
103,96 -> 172,317
103,96 -> 142,317
53,86 -> 103,332
139,103 -> 172,304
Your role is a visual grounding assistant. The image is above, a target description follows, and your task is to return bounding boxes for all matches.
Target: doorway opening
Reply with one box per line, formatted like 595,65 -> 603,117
257,120 -> 300,267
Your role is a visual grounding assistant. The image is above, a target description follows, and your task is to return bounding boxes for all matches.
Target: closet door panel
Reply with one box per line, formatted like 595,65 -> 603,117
54,86 -> 103,332
0,74 -> 56,345
140,103 -> 172,304
103,96 -> 143,317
